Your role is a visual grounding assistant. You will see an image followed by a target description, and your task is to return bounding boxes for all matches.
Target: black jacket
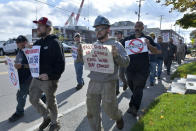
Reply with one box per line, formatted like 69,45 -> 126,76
34,35 -> 65,80
122,34 -> 156,80
16,50 -> 31,84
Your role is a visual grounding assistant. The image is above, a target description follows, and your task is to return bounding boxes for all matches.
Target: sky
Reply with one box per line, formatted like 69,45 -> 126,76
0,0 -> 194,43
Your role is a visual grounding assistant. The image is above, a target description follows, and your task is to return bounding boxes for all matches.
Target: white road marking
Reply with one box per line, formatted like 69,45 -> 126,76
0,72 -> 8,75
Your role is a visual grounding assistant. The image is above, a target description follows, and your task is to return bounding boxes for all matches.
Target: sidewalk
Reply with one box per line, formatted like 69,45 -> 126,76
34,59 -> 191,131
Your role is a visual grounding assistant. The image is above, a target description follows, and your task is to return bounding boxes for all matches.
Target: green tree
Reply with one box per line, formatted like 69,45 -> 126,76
158,0 -> 196,29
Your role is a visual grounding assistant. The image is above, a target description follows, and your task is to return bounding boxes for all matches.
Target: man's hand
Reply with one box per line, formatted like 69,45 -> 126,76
112,46 -> 118,58
145,39 -> 158,54
25,43 -> 33,48
145,39 -> 151,47
14,63 -> 22,69
39,74 -> 49,81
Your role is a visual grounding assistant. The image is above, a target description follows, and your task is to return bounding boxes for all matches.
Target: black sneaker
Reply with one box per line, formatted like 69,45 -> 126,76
8,113 -> 24,122
127,106 -> 138,117
123,84 -> 128,91
150,82 -> 154,86
49,122 -> 61,131
39,117 -> 51,130
76,84 -> 83,90
116,117 -> 124,130
116,90 -> 120,96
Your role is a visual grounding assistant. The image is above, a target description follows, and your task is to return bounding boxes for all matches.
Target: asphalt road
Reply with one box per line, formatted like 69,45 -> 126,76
0,56 -> 186,131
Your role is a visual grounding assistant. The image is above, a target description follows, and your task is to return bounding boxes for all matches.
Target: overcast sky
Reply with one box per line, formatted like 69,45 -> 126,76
0,0 -> 194,43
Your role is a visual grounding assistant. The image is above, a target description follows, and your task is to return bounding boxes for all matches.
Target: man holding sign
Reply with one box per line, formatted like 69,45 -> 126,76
73,33 -> 85,90
78,16 -> 129,130
122,21 -> 159,117
8,36 -> 46,122
29,17 -> 65,131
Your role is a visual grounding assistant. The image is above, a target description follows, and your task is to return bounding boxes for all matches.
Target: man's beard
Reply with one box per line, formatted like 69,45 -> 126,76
37,32 -> 47,38
97,32 -> 107,41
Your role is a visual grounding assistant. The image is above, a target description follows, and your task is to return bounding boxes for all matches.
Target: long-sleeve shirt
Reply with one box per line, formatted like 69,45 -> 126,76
88,38 -> 130,82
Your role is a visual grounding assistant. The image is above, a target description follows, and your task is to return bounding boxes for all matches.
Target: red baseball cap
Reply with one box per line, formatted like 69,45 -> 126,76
33,17 -> 52,26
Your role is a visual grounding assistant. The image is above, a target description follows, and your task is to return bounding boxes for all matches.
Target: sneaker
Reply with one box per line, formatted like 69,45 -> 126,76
39,117 -> 51,130
76,84 -> 83,90
127,106 -> 138,117
150,82 -> 154,86
123,84 -> 128,91
49,122 -> 61,131
116,117 -> 124,130
8,113 -> 24,122
116,90 -> 120,96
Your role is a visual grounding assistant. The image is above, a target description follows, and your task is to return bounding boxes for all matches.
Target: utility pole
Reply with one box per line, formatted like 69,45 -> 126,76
160,15 -> 163,30
137,0 -> 144,21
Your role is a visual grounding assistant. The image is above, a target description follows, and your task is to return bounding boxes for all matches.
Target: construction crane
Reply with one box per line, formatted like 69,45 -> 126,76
65,0 -> 85,26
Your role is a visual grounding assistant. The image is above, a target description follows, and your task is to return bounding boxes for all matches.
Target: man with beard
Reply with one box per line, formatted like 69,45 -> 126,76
78,16 -> 130,130
115,31 -> 128,95
29,17 -> 65,131
122,21 -> 159,117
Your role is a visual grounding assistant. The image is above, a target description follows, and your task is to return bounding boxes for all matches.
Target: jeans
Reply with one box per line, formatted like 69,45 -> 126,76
87,80 -> 122,131
16,78 -> 31,115
149,61 -> 157,84
74,62 -> 84,85
157,59 -> 163,77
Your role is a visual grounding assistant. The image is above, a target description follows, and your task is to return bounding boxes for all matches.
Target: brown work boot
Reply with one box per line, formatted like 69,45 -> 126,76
49,122 -> 61,131
116,117 -> 124,130
39,117 -> 51,131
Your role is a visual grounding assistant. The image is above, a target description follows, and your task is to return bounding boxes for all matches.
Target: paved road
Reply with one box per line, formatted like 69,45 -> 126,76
0,57 -> 189,131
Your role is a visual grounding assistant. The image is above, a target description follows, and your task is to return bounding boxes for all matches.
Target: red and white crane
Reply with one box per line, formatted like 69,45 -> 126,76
64,0 -> 85,26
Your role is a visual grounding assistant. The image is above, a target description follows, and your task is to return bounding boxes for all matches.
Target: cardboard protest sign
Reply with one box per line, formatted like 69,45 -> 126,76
82,44 -> 114,74
6,56 -> 19,88
162,32 -> 170,43
125,38 -> 148,55
71,46 -> 78,60
23,46 -> 40,78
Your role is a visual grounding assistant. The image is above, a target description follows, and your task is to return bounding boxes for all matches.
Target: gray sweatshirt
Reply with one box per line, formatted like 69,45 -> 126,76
88,38 -> 130,82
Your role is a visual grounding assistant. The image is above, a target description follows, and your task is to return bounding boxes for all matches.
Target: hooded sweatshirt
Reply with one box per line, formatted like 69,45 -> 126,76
33,34 -> 65,80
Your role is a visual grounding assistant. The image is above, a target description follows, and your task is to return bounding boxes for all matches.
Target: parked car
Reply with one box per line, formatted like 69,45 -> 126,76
62,43 -> 72,53
0,39 -> 17,56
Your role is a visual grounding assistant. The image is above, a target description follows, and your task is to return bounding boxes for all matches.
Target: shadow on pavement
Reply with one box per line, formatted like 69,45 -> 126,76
0,87 -> 77,131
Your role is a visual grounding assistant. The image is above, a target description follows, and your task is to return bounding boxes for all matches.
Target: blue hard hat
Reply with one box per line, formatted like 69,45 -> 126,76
93,15 -> 110,28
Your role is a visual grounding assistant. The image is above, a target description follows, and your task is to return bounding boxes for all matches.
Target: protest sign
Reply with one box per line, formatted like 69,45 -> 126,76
125,38 -> 148,55
82,44 -> 114,74
71,46 -> 78,60
6,56 -> 19,88
162,32 -> 170,43
23,46 -> 40,78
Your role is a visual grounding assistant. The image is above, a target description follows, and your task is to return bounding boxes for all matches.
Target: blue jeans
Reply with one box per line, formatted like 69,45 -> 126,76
16,77 -> 31,115
74,62 -> 84,85
157,59 -> 163,77
149,61 -> 157,84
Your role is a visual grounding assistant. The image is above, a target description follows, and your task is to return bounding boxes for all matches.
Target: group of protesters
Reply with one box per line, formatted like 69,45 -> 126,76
1,15 -> 187,131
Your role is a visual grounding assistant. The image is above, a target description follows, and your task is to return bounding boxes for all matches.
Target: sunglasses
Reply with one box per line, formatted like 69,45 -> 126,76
95,27 -> 108,32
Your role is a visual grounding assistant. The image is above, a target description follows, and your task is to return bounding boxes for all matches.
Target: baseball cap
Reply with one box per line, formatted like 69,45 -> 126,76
16,35 -> 28,43
33,17 -> 52,26
74,33 -> 80,38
